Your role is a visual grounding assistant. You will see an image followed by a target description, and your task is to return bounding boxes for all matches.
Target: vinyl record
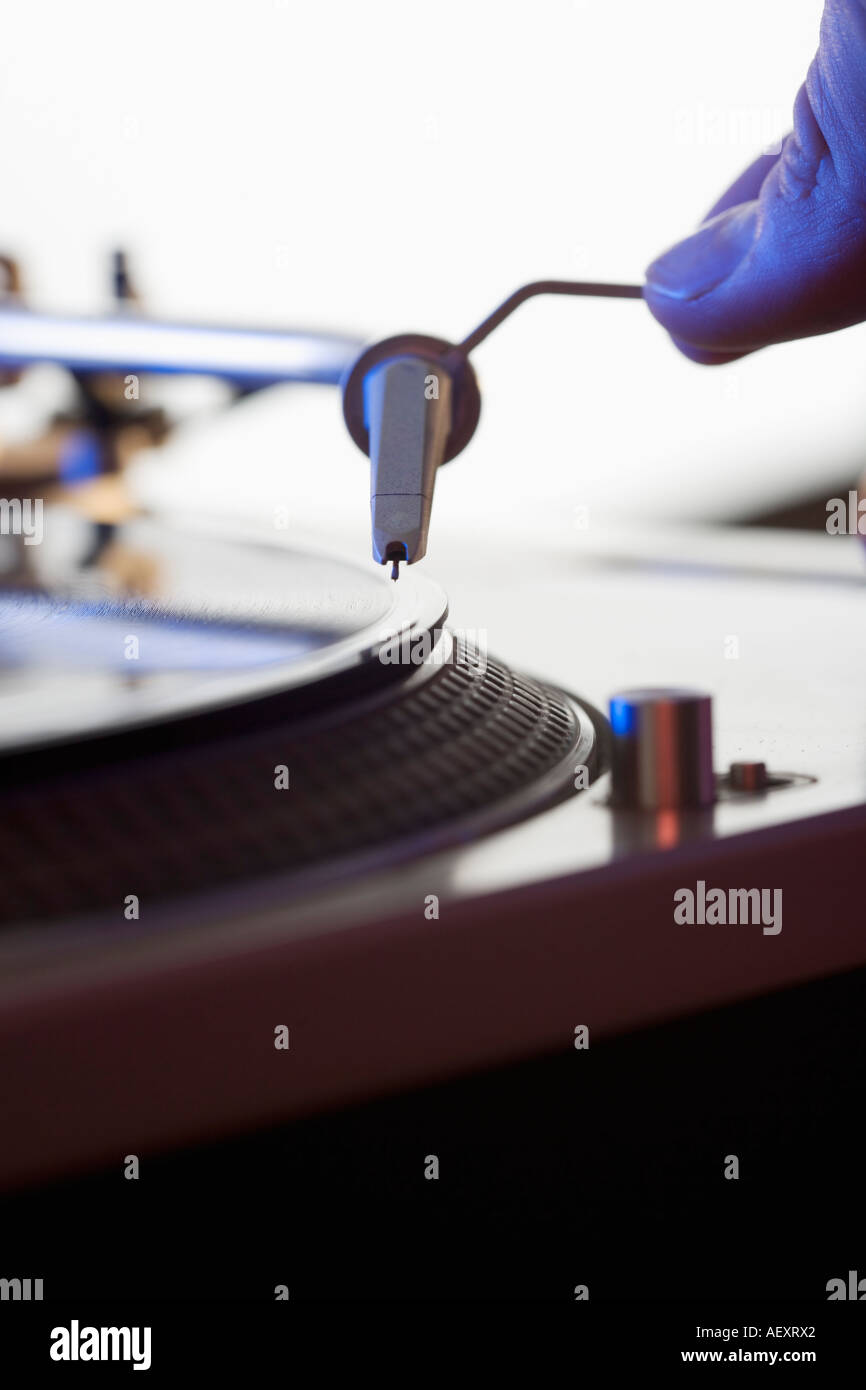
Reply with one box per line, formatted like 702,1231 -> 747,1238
0,520 -> 447,754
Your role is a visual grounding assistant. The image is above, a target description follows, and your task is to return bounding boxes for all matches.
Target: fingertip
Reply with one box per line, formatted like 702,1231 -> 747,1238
642,284 -> 748,360
643,205 -> 759,304
669,337 -> 752,366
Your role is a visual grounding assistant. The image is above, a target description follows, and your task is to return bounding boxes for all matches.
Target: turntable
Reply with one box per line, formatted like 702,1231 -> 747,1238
1,506 -> 865,1198
1,269 -> 866,1203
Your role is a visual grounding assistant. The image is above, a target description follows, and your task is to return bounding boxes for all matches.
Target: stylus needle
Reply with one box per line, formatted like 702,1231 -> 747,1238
363,355 -> 453,572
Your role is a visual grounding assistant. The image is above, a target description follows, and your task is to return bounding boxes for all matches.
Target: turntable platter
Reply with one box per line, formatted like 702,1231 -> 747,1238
0,519 -> 601,925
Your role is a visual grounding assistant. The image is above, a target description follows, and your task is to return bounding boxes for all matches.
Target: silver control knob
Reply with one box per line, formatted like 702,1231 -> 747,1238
609,687 -> 715,810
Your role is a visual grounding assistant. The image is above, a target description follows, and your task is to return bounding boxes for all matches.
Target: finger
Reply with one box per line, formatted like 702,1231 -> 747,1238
702,148 -> 784,223
644,0 -> 866,361
669,337 -> 749,365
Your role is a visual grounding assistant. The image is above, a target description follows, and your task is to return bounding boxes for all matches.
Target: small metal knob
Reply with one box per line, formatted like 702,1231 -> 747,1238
728,760 -> 768,791
609,687 -> 715,810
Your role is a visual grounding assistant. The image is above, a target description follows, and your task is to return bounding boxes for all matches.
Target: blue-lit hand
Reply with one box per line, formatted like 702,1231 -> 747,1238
644,0 -> 866,363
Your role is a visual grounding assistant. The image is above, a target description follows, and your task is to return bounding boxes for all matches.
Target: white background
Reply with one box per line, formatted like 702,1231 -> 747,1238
0,0 -> 862,556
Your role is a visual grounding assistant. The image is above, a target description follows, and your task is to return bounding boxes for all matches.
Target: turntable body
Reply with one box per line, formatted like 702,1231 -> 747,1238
0,517 -> 863,1187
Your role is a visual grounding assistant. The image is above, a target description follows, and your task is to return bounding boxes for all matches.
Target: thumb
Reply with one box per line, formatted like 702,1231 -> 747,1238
644,0 -> 866,363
